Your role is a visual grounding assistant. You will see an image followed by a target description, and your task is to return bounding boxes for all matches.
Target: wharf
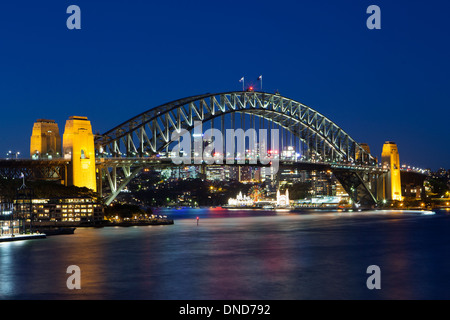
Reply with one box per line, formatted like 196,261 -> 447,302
35,227 -> 76,236
0,233 -> 46,243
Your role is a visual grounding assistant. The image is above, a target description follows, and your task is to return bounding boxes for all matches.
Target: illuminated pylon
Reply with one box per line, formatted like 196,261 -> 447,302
381,141 -> 402,201
30,119 -> 61,159
62,116 -> 97,192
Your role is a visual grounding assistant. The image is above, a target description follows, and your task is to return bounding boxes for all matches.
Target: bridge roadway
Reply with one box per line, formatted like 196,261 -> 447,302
94,156 -> 387,172
0,157 -> 387,180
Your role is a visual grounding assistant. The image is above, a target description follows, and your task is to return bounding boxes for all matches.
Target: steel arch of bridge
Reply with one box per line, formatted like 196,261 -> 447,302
95,91 -> 378,205
96,91 -> 375,163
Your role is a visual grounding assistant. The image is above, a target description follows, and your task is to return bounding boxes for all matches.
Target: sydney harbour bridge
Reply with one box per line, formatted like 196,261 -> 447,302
0,91 -> 403,208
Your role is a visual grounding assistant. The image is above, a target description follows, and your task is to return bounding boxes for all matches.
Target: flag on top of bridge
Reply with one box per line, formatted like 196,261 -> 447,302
257,75 -> 263,91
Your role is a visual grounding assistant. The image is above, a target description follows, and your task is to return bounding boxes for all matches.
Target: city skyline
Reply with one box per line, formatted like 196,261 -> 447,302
0,0 -> 449,170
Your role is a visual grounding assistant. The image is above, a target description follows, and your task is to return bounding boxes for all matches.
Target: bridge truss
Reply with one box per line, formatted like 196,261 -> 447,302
0,159 -> 68,181
94,91 -> 380,206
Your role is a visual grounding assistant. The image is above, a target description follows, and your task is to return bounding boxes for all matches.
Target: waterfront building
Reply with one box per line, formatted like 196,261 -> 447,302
0,203 -> 22,236
0,220 -> 23,236
14,196 -> 103,225
279,169 -> 335,197
401,170 -> 426,200
228,191 -> 253,207
276,189 -> 290,207
334,180 -> 349,198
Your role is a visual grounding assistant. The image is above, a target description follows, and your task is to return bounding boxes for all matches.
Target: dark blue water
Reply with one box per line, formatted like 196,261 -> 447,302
1,208 -> 450,300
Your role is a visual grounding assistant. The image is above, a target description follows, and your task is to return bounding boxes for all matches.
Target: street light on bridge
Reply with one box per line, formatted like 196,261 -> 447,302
6,151 -> 20,159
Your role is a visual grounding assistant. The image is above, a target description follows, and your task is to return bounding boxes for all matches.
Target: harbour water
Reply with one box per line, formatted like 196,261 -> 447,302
1,207 -> 449,300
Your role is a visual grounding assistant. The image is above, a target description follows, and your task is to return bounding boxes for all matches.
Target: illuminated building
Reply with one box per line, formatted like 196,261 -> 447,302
401,170 -> 426,200
381,141 -> 402,201
30,119 -> 62,159
334,180 -> 349,198
238,167 -> 253,182
62,116 -> 97,192
281,146 -> 296,161
0,203 -> 22,236
206,166 -> 225,181
228,191 -> 253,207
276,189 -> 290,207
15,197 -> 103,224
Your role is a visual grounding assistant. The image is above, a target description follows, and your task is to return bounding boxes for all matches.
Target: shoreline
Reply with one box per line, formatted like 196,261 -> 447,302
31,218 -> 175,231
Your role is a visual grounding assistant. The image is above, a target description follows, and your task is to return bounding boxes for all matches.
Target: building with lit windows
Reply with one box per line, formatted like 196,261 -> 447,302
15,197 -> 103,225
0,203 -> 22,236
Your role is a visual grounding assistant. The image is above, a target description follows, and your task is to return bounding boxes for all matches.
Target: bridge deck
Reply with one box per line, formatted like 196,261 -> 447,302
0,157 -> 386,173
94,157 -> 387,172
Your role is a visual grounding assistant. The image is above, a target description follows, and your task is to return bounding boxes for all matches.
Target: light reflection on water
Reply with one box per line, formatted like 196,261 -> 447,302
1,208 -> 449,300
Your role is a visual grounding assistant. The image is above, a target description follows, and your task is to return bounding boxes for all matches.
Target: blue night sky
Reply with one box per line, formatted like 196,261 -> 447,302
0,0 -> 449,170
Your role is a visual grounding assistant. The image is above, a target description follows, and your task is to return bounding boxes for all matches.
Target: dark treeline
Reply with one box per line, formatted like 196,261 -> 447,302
130,178 -> 253,207
0,179 -> 99,203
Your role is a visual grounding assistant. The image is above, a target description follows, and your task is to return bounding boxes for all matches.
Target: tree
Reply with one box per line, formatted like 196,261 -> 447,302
104,204 -> 144,220
0,179 -> 100,203
283,182 -> 312,200
427,177 -> 449,197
